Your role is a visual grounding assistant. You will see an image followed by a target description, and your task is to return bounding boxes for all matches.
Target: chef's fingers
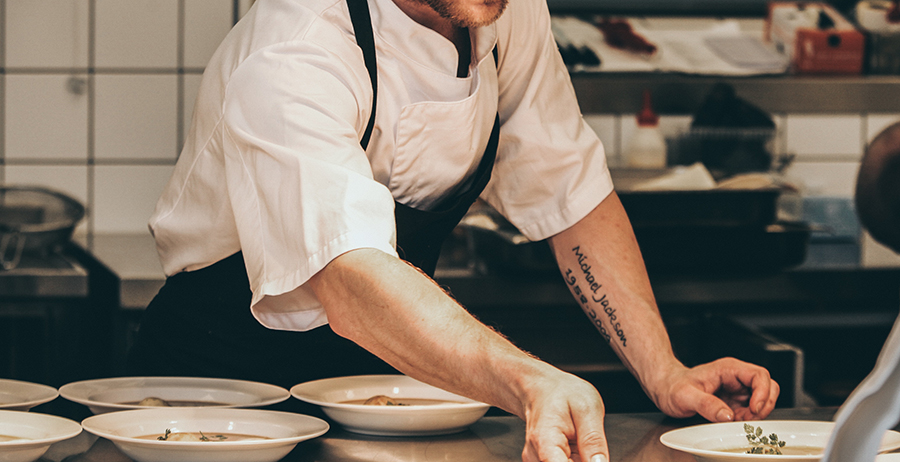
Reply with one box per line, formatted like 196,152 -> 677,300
681,384 -> 735,423
521,428 -> 570,462
571,399 -> 609,462
725,362 -> 778,418
740,378 -> 779,420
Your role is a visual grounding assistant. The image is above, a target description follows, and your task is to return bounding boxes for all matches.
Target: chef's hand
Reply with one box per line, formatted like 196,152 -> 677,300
521,371 -> 609,462
650,357 -> 779,423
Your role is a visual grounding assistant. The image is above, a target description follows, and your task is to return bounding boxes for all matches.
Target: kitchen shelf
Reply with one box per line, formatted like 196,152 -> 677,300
571,73 -> 900,114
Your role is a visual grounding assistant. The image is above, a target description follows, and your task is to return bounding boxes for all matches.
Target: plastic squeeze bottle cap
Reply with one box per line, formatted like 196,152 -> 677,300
637,89 -> 659,127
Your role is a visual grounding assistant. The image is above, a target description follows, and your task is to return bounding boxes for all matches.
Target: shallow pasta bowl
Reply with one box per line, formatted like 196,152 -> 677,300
81,407 -> 329,462
660,420 -> 900,462
0,410 -> 82,462
59,376 -> 290,414
290,375 -> 490,436
0,379 -> 59,411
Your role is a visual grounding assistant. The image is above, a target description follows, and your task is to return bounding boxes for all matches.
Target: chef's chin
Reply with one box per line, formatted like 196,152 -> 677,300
430,0 -> 509,28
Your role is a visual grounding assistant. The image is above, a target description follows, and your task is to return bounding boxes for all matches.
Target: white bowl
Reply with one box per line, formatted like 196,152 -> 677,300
81,408 -> 329,462
0,410 -> 82,462
0,379 -> 59,411
660,420 -> 900,462
290,375 -> 490,436
59,377 -> 290,414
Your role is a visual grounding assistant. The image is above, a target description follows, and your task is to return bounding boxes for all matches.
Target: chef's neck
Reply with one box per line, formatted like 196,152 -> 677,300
391,0 -> 467,48
391,0 -> 471,76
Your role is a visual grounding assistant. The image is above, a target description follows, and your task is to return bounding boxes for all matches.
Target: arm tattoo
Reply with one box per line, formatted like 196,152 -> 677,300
564,245 -> 627,347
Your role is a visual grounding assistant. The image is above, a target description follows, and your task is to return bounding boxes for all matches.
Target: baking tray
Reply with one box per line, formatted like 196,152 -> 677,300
633,221 -> 810,273
617,188 -> 781,228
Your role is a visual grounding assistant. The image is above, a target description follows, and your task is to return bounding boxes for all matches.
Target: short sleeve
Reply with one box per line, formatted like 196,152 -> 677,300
221,39 -> 398,331
485,0 -> 614,241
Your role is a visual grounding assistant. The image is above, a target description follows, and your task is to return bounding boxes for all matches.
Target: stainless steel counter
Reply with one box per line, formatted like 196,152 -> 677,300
0,250 -> 88,298
79,233 -> 163,310
43,408 -> 845,462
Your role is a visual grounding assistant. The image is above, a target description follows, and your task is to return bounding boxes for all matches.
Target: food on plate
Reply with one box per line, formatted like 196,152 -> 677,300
342,395 -> 466,406
721,446 -> 823,455
0,435 -> 29,442
128,398 -> 227,407
148,429 -> 268,442
742,424 -> 787,455
364,395 -> 402,406
137,397 -> 171,407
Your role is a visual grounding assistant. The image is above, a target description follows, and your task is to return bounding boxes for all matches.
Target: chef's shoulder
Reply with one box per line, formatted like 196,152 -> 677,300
209,0 -> 369,98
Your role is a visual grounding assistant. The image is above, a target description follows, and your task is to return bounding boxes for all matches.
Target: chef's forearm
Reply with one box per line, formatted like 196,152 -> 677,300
307,247 -> 553,418
548,191 -> 684,400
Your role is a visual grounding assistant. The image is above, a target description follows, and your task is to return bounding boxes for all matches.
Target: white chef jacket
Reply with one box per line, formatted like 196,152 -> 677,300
149,0 -> 613,332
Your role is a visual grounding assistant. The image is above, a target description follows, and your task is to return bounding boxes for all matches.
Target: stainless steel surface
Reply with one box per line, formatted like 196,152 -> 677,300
83,233 -> 164,309
44,408 -> 846,462
571,74 -> 900,114
0,250 -> 87,298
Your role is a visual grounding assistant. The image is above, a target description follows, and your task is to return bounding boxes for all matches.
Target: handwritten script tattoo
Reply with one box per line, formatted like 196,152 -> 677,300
564,246 -> 627,347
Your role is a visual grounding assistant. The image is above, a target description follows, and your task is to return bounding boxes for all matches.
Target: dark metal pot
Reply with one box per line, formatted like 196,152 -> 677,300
0,186 -> 86,270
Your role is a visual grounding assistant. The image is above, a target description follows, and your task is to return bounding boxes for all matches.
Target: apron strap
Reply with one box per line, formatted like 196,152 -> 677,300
344,0 -> 503,277
347,0 -> 377,150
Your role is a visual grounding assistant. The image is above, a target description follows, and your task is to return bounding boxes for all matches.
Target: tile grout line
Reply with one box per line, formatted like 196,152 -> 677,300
177,0 -> 185,155
87,0 -> 96,246
0,0 -> 6,182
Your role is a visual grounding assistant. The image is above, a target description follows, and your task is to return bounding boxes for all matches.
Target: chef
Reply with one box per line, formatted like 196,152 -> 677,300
126,0 -> 780,460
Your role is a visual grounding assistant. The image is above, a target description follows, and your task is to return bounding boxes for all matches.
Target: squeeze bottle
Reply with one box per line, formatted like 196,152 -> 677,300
626,90 -> 667,169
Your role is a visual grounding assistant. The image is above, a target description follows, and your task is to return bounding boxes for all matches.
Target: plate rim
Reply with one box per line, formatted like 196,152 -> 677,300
0,379 -> 59,410
59,376 -> 290,411
0,410 -> 83,448
80,408 -> 329,449
290,374 -> 490,412
659,420 -> 900,459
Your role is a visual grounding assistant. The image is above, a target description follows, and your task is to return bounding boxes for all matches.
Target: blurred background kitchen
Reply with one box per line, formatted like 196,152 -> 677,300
2,0 -> 900,420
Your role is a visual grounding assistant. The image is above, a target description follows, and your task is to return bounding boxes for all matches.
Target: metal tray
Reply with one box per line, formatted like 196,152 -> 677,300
633,221 -> 810,273
617,188 -> 781,228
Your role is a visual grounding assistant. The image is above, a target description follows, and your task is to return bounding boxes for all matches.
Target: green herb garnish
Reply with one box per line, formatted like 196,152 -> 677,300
157,429 -> 171,441
744,423 -> 786,455
198,431 -> 227,442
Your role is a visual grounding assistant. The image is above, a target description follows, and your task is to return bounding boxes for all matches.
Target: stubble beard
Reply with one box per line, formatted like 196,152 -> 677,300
421,0 -> 508,28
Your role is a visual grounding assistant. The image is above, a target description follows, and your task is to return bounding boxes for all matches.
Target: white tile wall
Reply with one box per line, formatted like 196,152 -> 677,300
2,0 -> 236,235
94,165 -> 175,233
785,114 -> 864,159
783,161 -> 860,197
185,0 -> 235,68
867,114 -> 900,143
4,74 -> 89,160
94,75 -> 179,160
5,0 -> 90,68
95,0 -> 179,68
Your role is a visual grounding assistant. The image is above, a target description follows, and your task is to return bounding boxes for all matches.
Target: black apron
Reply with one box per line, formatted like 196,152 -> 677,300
126,0 -> 499,405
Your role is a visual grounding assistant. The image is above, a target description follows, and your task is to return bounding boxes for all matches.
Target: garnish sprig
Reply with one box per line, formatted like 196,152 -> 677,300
744,423 -> 786,455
